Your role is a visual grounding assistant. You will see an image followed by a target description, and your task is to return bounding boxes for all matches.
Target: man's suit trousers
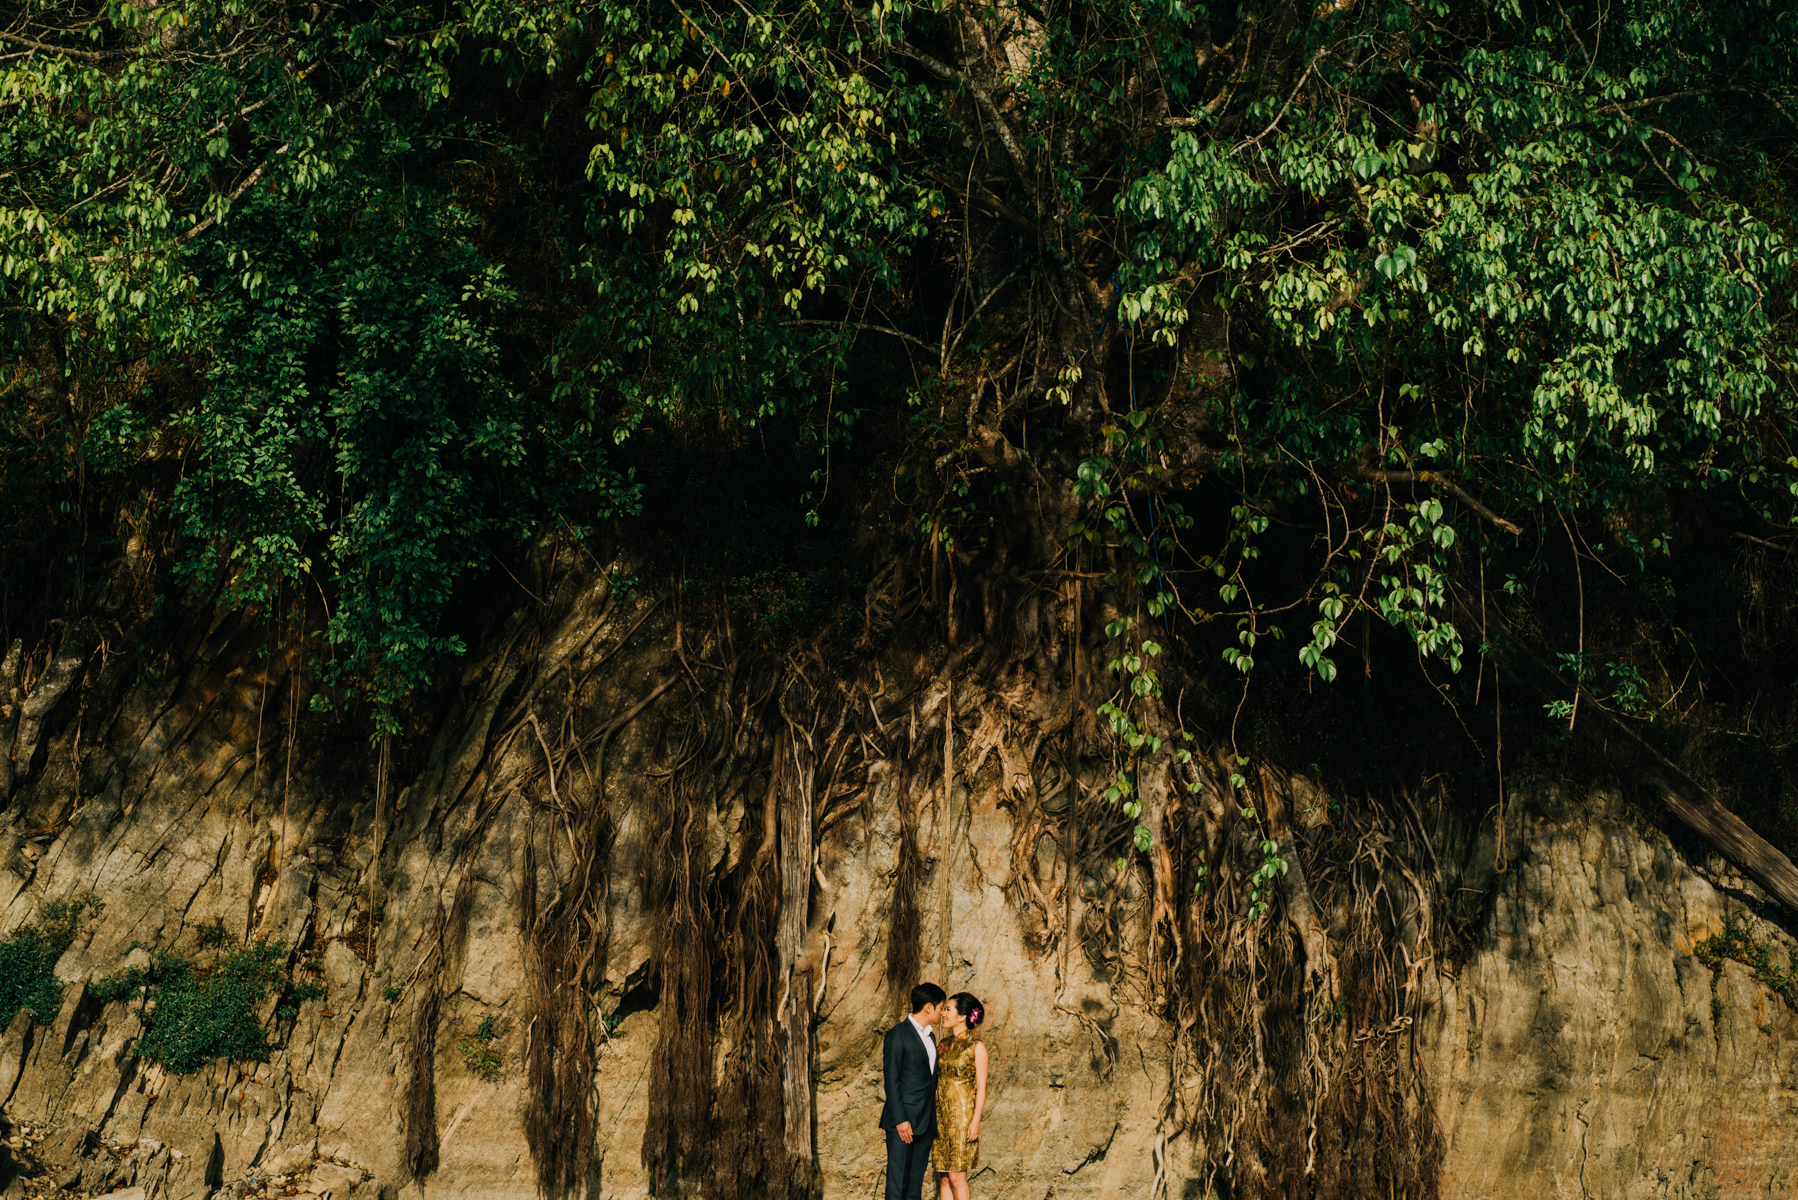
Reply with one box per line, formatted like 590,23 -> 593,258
884,1127 -> 935,1200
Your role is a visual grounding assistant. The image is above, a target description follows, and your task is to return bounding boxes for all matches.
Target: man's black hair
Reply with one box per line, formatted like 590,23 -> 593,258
909,982 -> 947,1013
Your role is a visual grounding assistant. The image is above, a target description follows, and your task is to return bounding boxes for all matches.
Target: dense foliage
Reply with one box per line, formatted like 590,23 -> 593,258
0,895 -> 98,1026
1,0 -> 1796,817
93,940 -> 291,1071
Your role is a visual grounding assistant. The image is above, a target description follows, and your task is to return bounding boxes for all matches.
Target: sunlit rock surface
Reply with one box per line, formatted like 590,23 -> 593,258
1,594 -> 1793,1199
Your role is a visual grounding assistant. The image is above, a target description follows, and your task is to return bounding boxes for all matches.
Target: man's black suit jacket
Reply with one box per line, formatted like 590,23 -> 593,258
878,1018 -> 938,1139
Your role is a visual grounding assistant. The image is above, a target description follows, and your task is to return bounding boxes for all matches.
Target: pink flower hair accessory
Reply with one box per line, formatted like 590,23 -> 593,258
952,992 -> 986,1028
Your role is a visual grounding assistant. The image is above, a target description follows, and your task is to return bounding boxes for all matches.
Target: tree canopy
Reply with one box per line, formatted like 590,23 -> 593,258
3,0 -> 1797,831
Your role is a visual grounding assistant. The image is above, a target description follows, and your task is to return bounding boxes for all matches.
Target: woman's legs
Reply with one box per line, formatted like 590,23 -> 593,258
937,1172 -> 954,1200
947,1171 -> 970,1200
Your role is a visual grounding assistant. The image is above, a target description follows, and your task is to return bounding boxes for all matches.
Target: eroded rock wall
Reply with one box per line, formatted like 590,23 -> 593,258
1427,782 -> 1798,1200
0,583 -> 1164,1200
0,585 -> 1794,1200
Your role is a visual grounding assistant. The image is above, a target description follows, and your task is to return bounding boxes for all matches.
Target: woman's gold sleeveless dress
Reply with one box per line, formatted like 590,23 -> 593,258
930,1035 -> 981,1173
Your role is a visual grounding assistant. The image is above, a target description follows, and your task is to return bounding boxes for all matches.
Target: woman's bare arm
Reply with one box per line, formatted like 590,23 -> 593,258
969,1041 -> 989,1140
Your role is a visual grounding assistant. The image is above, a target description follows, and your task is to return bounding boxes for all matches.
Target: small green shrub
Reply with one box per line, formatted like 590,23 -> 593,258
0,894 -> 102,1026
290,982 -> 326,1002
0,931 -> 70,1025
89,967 -> 149,1004
384,985 -> 403,1001
458,1014 -> 503,1081
1695,918 -> 1798,1009
42,894 -> 104,936
195,918 -> 230,948
135,943 -> 287,1073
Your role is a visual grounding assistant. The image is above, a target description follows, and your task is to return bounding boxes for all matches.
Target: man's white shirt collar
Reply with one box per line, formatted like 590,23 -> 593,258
908,1013 -> 938,1071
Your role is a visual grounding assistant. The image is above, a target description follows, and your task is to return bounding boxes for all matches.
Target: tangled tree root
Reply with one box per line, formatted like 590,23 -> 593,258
1169,760 -> 1444,1200
405,537 -> 1461,1200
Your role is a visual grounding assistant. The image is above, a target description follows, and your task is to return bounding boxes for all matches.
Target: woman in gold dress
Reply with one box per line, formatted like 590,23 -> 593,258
931,992 -> 989,1200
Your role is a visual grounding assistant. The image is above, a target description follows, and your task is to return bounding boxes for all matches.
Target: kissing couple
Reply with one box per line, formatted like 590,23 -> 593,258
879,982 -> 991,1200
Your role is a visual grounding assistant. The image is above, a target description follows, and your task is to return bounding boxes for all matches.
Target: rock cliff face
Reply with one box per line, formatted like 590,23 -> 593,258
0,579 -> 1794,1200
1426,782 -> 1798,1200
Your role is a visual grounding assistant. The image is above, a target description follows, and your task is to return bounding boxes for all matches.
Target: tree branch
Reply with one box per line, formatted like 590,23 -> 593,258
1233,49 -> 1329,154
779,319 -> 934,353
0,28 -> 123,61
899,38 -> 1089,338
1360,469 -> 1523,535
1731,531 -> 1793,552
899,41 -> 1032,188
1591,90 -> 1714,115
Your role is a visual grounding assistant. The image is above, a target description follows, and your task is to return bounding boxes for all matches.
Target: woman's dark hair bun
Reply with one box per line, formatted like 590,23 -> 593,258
950,991 -> 985,1028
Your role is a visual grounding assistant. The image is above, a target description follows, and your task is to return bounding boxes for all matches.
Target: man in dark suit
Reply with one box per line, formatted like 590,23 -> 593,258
879,982 -> 946,1200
